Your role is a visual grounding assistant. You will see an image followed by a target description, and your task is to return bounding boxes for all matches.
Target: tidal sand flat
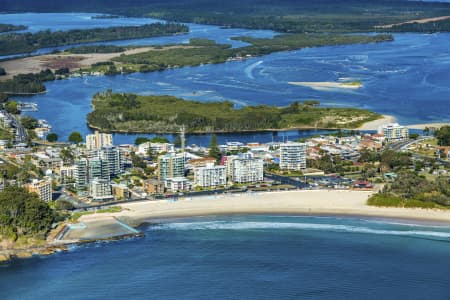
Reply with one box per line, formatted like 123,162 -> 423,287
288,81 -> 362,91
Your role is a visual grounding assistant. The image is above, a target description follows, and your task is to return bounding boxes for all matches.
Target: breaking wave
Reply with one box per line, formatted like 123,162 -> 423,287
154,221 -> 450,239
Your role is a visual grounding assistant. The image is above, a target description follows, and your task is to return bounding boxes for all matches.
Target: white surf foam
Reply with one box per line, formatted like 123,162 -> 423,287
155,221 -> 450,239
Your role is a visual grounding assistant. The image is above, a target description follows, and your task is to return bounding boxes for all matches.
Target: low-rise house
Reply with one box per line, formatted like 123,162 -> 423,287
143,179 -> 165,194
112,183 -> 131,200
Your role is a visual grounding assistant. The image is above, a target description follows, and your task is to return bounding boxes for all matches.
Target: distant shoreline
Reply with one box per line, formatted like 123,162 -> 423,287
406,123 -> 450,130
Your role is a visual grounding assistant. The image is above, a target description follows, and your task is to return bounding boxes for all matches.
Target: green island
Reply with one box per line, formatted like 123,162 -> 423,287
83,34 -> 392,74
0,24 -> 27,33
0,22 -> 189,56
87,91 -> 381,133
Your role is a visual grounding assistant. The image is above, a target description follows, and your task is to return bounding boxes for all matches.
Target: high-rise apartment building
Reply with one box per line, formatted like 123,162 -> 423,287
279,142 -> 307,171
86,131 -> 113,150
158,153 -> 185,181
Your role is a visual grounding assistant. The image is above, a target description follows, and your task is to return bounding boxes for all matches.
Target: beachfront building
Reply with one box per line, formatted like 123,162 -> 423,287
25,177 -> 52,202
194,163 -> 227,188
75,158 -> 110,189
378,123 -> 409,141
157,153 -> 185,181
86,130 -> 113,150
137,142 -> 175,156
89,146 -> 123,177
279,142 -> 307,171
143,179 -> 165,194
164,177 -> 192,192
89,178 -> 113,201
111,183 -> 130,200
231,157 -> 264,184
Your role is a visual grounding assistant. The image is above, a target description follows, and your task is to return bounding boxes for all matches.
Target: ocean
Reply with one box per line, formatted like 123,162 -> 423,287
2,215 -> 450,299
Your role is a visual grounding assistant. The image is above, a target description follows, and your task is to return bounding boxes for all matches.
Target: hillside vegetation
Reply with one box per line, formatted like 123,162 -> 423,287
0,186 -> 54,246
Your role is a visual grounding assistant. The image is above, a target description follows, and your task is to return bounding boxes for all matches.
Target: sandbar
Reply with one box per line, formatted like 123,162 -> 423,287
288,81 -> 362,91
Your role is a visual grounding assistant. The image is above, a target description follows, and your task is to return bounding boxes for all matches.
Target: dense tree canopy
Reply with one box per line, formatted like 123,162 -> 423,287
46,133 -> 58,142
435,126 -> 450,146
208,134 -> 221,160
20,116 -> 39,129
68,131 -> 83,144
0,186 -> 54,239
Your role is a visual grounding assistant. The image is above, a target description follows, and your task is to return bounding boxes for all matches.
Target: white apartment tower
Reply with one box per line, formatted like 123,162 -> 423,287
232,158 -> 264,184
279,142 -> 307,171
378,123 -> 409,141
86,131 -> 113,150
194,163 -> 226,188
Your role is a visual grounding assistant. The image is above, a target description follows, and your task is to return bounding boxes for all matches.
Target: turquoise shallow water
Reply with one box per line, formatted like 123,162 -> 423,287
2,215 -> 450,300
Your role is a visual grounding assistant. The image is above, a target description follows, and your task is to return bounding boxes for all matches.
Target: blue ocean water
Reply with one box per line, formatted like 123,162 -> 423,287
2,215 -> 450,300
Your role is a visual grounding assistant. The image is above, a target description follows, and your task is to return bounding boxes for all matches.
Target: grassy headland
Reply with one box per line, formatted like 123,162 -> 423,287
0,22 -> 189,56
87,91 -> 381,133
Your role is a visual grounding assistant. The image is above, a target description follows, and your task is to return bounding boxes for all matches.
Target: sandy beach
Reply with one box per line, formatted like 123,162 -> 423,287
78,190 -> 450,226
357,114 -> 396,130
375,15 -> 450,29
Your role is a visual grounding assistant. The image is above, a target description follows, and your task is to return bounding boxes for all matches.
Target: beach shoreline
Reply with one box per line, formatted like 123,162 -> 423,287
5,189 -> 450,263
78,190 -> 450,226
356,114 -> 396,130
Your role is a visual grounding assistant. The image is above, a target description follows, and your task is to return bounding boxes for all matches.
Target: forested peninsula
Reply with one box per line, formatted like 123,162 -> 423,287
87,91 -> 381,133
91,34 -> 393,74
0,22 -> 189,56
